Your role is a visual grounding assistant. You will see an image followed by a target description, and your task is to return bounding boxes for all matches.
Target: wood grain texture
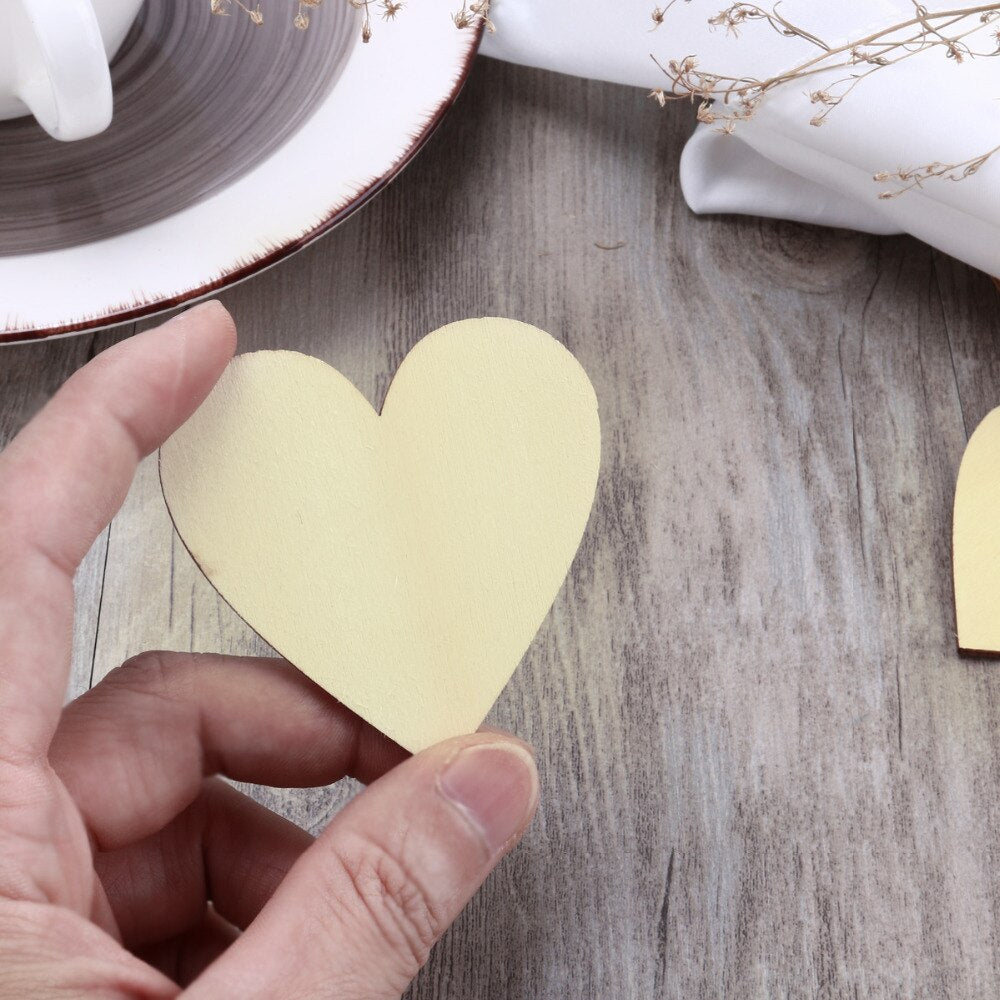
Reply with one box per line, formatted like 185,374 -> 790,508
4,56 -> 1000,997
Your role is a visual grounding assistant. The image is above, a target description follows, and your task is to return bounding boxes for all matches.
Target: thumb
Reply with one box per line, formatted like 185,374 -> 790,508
184,733 -> 539,1000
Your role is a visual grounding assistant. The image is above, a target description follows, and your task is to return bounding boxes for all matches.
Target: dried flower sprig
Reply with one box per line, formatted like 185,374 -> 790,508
211,0 -> 486,41
210,0 -> 264,25
293,0 -> 324,30
453,0 -> 494,32
874,141 -> 1000,197
650,2 -> 1000,196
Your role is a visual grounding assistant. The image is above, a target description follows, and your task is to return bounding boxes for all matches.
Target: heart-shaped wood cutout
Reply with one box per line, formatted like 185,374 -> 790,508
160,318 -> 600,751
954,405 -> 1000,655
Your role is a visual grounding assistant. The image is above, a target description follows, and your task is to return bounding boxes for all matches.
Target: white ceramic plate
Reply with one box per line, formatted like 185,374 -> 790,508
0,0 -> 481,344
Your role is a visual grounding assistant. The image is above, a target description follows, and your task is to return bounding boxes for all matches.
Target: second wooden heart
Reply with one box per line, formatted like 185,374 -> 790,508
159,318 -> 601,751
954,404 -> 1000,655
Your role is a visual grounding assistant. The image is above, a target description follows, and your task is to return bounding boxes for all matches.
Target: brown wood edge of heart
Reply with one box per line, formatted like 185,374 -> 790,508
957,645 -> 1000,659
951,430 -> 1000,661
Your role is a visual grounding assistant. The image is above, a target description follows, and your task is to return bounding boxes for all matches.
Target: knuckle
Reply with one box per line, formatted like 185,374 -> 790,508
334,832 -> 443,975
100,651 -> 187,712
113,650 -> 170,689
84,652 -> 195,757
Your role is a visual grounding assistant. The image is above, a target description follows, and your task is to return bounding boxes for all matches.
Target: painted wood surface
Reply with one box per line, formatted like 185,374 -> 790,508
3,57 -> 1000,998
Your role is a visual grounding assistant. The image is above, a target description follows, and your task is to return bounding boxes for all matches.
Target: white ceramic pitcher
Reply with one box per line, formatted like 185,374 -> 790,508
0,0 -> 145,141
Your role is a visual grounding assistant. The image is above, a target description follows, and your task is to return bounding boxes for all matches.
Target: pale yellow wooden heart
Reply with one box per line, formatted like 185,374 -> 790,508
954,405 -> 1000,655
160,318 -> 600,751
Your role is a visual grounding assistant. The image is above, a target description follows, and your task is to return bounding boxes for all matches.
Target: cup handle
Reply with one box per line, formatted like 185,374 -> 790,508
14,0 -> 113,142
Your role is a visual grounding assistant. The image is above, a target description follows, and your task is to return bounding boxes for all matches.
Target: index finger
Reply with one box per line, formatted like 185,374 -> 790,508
0,302 -> 235,763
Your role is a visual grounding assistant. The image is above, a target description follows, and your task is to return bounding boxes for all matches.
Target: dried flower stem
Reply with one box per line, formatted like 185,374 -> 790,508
211,0 -> 484,40
210,0 -> 264,25
651,3 -> 1000,195
453,0 -> 494,32
874,141 -> 1000,197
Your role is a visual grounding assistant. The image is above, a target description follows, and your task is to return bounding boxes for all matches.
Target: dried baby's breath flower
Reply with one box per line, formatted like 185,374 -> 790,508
211,0 -> 264,22
453,0 -> 493,32
209,0 -> 496,40
211,0 -> 412,41
876,142 -> 1000,197
696,100 -> 716,124
651,2 -> 1000,196
344,0 -> 375,40
293,0 -> 320,27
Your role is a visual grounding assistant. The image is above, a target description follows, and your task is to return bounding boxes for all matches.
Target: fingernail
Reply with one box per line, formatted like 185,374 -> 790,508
183,300 -> 228,321
438,743 -> 539,855
163,300 -> 226,328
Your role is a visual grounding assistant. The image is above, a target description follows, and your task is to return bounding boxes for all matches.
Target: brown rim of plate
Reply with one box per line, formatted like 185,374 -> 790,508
1,21 -> 485,346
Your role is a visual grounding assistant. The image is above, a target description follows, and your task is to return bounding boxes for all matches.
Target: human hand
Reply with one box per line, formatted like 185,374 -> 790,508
0,302 -> 539,999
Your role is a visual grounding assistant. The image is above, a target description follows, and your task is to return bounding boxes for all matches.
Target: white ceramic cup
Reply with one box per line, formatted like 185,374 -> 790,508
0,0 -> 145,141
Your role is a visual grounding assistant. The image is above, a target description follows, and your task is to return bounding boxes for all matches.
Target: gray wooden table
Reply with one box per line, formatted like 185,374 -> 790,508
4,56 -> 1000,998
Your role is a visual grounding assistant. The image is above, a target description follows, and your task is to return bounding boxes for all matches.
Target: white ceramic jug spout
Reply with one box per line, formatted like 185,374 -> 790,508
1,0 -> 144,141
